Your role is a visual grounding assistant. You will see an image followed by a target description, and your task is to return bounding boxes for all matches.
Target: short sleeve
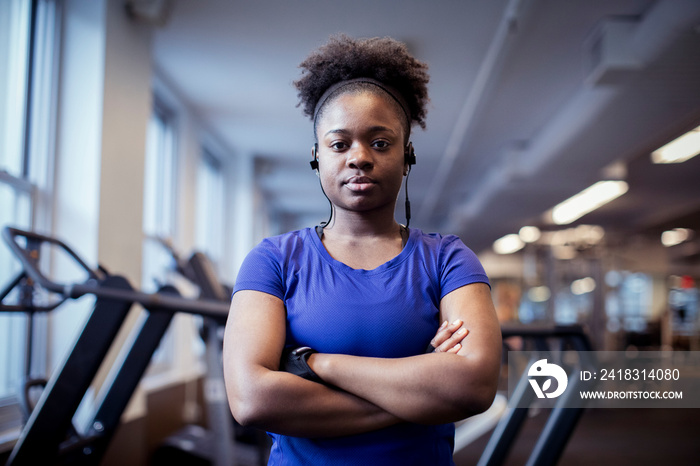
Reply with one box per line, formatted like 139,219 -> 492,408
232,239 -> 285,300
439,236 -> 490,299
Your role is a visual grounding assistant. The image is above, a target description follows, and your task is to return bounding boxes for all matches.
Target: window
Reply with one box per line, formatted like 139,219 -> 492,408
195,149 -> 225,264
141,102 -> 178,372
1,0 -> 38,402
0,0 -> 31,179
142,103 -> 176,291
0,181 -> 31,402
1,0 -> 60,447
606,272 -> 654,333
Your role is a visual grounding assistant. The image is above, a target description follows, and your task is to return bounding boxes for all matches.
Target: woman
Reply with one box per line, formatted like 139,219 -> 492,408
223,35 -> 502,465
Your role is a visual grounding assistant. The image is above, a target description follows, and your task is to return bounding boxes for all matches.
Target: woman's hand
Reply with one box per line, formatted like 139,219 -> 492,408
428,319 -> 469,354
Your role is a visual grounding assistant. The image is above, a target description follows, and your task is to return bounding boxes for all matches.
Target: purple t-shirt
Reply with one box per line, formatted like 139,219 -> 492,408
233,227 -> 489,465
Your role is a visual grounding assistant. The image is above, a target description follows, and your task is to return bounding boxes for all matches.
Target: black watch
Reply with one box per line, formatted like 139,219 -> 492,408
280,346 -> 323,383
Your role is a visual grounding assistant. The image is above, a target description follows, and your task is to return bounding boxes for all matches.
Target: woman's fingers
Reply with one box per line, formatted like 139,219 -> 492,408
430,320 -> 469,353
430,320 -> 459,348
445,343 -> 462,354
436,326 -> 468,353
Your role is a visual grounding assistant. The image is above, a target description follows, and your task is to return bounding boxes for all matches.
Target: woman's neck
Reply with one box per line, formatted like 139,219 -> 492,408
322,209 -> 400,240
317,209 -> 407,270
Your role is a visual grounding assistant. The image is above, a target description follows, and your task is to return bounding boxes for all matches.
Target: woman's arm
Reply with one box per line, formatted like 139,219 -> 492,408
223,289 -> 403,437
308,282 -> 502,425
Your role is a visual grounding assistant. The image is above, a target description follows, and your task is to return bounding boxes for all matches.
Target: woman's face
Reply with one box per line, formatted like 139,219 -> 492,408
315,91 -> 407,218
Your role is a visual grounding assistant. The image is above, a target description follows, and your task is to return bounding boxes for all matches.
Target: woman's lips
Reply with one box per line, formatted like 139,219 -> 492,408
345,176 -> 376,192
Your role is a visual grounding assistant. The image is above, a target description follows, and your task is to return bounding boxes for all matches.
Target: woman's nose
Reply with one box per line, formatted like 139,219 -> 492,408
347,144 -> 373,170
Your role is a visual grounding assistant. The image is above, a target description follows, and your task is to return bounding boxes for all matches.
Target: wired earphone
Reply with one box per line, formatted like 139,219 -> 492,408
310,141 -> 416,228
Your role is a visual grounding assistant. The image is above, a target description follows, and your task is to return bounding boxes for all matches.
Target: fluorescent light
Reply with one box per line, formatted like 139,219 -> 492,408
552,181 -> 628,225
493,234 -> 525,254
519,226 -> 541,243
651,125 -> 700,164
661,228 -> 692,247
571,277 -> 596,295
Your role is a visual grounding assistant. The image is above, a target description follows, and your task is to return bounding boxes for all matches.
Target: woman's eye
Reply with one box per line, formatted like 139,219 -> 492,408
330,141 -> 348,150
373,140 -> 390,149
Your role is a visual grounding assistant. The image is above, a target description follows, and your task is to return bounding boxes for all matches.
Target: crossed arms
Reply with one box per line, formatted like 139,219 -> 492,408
222,282 -> 502,438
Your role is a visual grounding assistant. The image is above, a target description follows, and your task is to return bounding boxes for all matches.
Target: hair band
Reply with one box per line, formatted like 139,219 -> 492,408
312,77 -> 411,130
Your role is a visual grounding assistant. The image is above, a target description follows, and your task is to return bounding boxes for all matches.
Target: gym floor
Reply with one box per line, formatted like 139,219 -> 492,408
453,407 -> 700,465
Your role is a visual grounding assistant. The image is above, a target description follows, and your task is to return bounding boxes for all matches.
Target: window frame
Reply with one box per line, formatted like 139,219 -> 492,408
195,147 -> 225,266
0,0 -> 62,452
141,97 -> 180,375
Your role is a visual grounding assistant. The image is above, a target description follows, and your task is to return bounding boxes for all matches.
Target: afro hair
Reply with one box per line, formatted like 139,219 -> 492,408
294,34 -> 430,130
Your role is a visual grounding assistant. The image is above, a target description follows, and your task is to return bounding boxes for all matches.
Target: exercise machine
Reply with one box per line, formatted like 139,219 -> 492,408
0,226 -> 232,465
476,324 -> 595,466
148,238 -> 269,465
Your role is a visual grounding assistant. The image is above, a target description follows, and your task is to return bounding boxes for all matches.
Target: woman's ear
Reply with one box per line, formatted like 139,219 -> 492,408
310,144 -> 319,171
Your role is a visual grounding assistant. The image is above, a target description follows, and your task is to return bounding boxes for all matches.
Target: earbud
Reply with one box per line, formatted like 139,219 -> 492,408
404,141 -> 416,166
310,143 -> 319,170
309,141 -> 415,228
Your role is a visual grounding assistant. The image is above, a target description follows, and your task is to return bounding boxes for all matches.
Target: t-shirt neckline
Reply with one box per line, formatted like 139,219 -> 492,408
308,226 -> 417,274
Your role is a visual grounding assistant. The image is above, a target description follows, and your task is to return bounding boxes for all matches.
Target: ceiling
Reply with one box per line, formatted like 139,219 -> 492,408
149,0 -> 700,257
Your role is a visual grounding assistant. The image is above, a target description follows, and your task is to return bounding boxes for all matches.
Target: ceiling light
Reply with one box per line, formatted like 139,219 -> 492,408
661,228 -> 692,247
552,181 -> 629,225
519,226 -> 541,243
528,286 -> 551,302
651,125 -> 700,164
493,234 -> 525,254
571,277 -> 596,295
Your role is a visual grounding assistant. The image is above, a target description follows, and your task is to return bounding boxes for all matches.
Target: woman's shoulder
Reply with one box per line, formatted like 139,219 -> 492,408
411,228 -> 470,251
238,228 -> 314,278
260,227 -> 311,248
250,228 -> 316,264
410,228 -> 483,268
410,228 -> 489,289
